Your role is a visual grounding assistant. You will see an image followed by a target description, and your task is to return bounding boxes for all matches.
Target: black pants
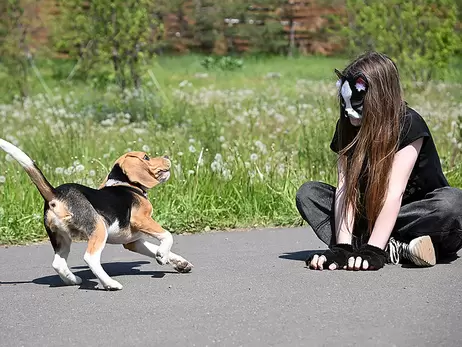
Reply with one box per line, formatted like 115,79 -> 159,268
295,181 -> 462,260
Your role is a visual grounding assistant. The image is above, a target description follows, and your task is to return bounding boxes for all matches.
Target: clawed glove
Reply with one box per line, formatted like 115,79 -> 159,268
306,244 -> 354,268
356,244 -> 388,269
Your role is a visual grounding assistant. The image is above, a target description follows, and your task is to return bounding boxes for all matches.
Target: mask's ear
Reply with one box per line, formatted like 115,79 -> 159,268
119,155 -> 158,189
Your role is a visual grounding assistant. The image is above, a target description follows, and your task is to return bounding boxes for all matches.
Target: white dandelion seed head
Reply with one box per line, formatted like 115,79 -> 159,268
211,161 -> 222,172
142,145 -> 150,152
55,167 -> 64,175
214,153 -> 223,162
89,170 -> 96,177
189,145 -> 196,153
75,164 -> 85,172
250,153 -> 258,162
0,175 -> 5,183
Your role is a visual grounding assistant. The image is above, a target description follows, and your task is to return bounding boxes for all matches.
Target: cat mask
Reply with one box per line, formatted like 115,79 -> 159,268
335,69 -> 368,119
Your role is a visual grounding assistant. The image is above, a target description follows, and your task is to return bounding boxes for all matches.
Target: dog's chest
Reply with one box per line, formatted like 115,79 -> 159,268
106,220 -> 138,244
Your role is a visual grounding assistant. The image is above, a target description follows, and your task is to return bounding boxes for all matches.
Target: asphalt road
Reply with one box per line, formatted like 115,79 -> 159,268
1,227 -> 461,347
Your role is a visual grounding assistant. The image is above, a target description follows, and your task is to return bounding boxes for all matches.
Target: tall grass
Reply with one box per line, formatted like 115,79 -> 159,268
0,55 -> 461,244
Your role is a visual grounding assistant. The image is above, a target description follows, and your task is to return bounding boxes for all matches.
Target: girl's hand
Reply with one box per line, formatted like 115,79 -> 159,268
344,244 -> 388,270
344,256 -> 374,270
306,244 -> 354,270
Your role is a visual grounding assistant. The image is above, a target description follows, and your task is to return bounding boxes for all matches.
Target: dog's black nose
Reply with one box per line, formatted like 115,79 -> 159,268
163,155 -> 170,160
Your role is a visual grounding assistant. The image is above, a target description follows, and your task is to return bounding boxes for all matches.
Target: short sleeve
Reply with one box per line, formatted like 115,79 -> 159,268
330,119 -> 340,153
398,107 -> 430,151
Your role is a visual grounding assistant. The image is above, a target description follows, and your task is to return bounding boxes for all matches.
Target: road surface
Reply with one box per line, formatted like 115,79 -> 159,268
1,227 -> 461,347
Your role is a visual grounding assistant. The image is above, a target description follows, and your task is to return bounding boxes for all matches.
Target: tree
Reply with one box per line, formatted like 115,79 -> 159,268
55,0 -> 165,90
340,0 -> 460,82
0,0 -> 39,98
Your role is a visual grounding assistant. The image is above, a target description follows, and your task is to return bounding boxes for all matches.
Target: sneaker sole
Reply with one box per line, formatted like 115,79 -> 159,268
408,235 -> 436,267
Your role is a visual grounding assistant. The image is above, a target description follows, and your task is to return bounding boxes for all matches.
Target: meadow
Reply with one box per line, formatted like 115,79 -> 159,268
0,54 -> 461,244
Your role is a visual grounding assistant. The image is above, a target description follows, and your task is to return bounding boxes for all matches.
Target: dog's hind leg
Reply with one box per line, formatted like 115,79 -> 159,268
123,239 -> 193,273
47,227 -> 82,285
83,216 -> 123,290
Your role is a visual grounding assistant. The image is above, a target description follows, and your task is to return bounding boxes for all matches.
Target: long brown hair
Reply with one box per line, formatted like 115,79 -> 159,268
337,51 -> 405,234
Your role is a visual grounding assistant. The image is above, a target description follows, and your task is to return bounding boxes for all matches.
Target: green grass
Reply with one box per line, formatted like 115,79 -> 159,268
0,54 -> 461,244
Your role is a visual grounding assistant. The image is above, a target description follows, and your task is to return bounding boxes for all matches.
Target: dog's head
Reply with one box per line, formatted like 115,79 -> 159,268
101,151 -> 171,190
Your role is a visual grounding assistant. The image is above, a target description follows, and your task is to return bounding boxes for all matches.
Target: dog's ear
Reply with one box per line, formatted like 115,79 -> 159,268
118,155 -> 158,189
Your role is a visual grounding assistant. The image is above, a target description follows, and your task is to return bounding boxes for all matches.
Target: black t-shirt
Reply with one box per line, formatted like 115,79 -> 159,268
330,106 -> 449,205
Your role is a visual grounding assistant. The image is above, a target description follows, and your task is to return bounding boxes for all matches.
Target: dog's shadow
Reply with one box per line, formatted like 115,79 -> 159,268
0,261 -> 177,291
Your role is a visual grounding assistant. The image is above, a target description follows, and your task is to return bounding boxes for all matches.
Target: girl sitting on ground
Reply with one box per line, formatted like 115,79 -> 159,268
296,51 -> 462,271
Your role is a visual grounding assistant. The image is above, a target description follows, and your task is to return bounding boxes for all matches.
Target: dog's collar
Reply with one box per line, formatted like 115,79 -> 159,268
104,179 -> 148,198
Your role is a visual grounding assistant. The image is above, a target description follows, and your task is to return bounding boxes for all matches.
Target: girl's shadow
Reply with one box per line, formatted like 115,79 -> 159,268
279,250 -> 321,262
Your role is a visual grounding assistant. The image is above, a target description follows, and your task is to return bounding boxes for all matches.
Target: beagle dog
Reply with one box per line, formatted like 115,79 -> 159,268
0,139 -> 193,290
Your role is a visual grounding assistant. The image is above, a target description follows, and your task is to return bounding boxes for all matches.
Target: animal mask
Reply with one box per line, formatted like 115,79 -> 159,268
335,69 -> 368,119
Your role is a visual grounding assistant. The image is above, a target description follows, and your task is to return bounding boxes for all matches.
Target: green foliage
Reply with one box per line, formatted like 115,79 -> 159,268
0,0 -> 36,97
200,56 -> 244,70
54,0 -> 165,90
0,55 -> 461,244
341,0 -> 460,82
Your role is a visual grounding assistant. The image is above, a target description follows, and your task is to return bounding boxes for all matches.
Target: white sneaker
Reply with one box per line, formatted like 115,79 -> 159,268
387,236 -> 436,267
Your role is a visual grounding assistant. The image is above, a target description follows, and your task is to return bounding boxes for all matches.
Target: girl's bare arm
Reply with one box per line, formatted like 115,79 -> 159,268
335,157 -> 354,244
367,138 -> 424,249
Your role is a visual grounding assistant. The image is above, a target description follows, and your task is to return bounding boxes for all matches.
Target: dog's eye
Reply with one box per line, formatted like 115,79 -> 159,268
143,154 -> 150,160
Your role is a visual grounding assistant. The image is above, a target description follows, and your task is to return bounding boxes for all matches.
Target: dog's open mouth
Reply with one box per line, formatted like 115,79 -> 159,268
157,169 -> 171,182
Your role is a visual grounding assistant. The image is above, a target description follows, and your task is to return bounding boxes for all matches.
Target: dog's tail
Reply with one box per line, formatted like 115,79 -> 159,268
0,139 -> 56,202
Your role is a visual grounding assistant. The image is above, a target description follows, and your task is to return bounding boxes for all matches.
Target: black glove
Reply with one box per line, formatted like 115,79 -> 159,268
305,243 -> 354,268
355,244 -> 388,269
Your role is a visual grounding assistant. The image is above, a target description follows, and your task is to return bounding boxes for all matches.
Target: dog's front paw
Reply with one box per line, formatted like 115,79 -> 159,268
103,279 -> 123,291
172,260 -> 193,273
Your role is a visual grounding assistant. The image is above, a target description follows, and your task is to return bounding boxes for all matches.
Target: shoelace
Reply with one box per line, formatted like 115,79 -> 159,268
387,238 -> 411,265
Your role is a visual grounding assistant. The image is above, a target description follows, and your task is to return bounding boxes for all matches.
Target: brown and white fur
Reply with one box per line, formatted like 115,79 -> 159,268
0,139 -> 193,290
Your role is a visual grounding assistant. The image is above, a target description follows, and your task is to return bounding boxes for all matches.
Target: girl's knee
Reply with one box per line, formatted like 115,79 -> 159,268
436,187 -> 462,222
295,181 -> 319,204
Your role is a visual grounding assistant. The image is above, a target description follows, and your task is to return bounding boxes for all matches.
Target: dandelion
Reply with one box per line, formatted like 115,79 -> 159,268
89,170 -> 96,177
101,118 -> 115,127
177,152 -> 184,157
75,164 -> 85,172
86,178 -> 95,186
277,164 -> 285,176
211,161 -> 221,172
222,168 -> 232,181
0,175 -> 5,183
142,145 -> 150,152
55,167 -> 64,175
188,169 -> 195,176
250,153 -> 258,162
255,140 -> 267,154
218,136 -> 225,142
189,145 -> 196,153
